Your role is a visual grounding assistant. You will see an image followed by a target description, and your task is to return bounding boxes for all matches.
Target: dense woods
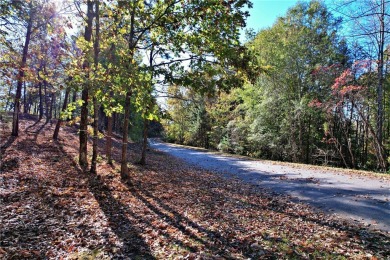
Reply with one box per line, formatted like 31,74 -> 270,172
1,0 -> 390,173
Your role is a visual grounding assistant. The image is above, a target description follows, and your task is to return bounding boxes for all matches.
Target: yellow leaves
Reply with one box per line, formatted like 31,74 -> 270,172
119,27 -> 127,35
76,37 -> 93,52
260,65 -> 274,72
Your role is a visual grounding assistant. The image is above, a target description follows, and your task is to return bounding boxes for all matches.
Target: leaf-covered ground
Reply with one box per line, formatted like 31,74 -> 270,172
1,115 -> 389,259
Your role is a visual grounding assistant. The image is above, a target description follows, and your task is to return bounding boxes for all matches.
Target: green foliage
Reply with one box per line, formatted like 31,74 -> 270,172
164,0 -> 382,169
231,0 -> 348,162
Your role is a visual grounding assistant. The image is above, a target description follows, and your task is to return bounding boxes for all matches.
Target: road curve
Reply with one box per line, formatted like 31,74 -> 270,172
149,139 -> 390,232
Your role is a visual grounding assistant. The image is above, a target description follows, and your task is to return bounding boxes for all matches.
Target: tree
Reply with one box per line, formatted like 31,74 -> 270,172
79,0 -> 94,170
53,86 -> 70,140
107,0 -> 251,177
90,0 -> 100,174
4,0 -> 57,136
243,0 -> 348,162
11,1 -> 34,136
332,0 -> 390,169
311,61 -> 388,171
163,84 -> 191,144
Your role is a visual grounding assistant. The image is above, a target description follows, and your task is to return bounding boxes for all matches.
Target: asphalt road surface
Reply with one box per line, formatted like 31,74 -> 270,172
149,139 -> 390,232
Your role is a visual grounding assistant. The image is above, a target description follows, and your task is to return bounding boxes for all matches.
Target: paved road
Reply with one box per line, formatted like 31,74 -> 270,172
149,140 -> 390,232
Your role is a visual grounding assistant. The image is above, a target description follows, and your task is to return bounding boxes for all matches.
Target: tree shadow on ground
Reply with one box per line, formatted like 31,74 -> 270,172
0,136 -> 16,157
92,134 -> 272,258
0,117 -> 154,259
56,142 -> 155,259
124,178 -> 275,259
1,122 -> 16,171
0,156 -> 19,172
207,181 -> 390,255
24,120 -> 48,140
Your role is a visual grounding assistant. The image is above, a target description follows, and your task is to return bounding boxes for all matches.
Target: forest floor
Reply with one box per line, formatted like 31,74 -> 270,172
1,114 -> 389,259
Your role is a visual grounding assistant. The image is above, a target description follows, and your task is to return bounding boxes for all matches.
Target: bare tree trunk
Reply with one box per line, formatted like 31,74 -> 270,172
90,0 -> 100,174
98,106 -> 105,132
377,0 -> 385,146
48,92 -> 55,123
46,90 -> 54,123
70,91 -> 77,121
79,90 -> 89,169
120,2 -> 136,178
105,10 -> 119,165
23,81 -> 27,113
121,92 -> 131,178
38,81 -> 43,121
44,81 -> 50,123
375,0 -> 386,170
12,2 -> 33,136
54,92 -> 58,118
106,113 -> 113,164
79,0 -> 94,170
112,112 -> 117,132
53,88 -> 70,140
306,115 -> 311,164
90,97 -> 99,173
355,104 -> 387,171
140,118 -> 149,165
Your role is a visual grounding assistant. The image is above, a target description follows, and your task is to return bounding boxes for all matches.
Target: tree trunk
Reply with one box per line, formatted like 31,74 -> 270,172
112,112 -> 117,132
48,92 -> 55,123
104,10 -> 119,165
54,92 -> 58,118
355,104 -> 387,171
12,2 -> 33,136
98,106 -> 105,132
79,0 -> 94,170
90,97 -> 99,173
121,92 -> 131,179
106,114 -> 113,164
53,88 -> 70,140
44,81 -> 50,123
70,91 -> 77,121
90,0 -> 100,174
140,118 -> 149,165
377,0 -> 385,144
120,2 -> 136,178
306,115 -> 311,164
38,80 -> 44,120
79,90 -> 89,169
23,81 -> 27,113
46,90 -> 55,123
376,0 -> 386,169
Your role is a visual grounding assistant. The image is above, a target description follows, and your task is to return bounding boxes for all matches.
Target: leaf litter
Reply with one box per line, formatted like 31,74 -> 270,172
0,115 -> 389,259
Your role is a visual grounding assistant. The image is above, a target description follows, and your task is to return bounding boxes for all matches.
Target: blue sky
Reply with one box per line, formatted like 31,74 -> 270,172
246,0 -> 299,33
